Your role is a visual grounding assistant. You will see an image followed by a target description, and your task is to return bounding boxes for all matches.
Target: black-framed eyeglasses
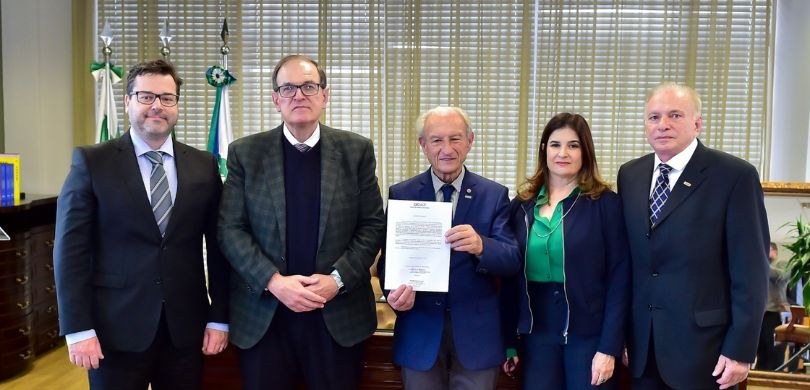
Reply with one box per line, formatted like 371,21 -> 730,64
274,83 -> 323,98
129,91 -> 180,107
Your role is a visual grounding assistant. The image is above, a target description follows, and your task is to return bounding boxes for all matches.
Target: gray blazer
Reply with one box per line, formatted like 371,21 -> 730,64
218,124 -> 385,348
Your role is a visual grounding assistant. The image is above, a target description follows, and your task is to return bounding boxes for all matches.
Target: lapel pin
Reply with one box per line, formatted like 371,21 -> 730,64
683,181 -> 692,187
465,188 -> 472,198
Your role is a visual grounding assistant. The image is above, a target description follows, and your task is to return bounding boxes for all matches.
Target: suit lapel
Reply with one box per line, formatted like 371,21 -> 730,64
652,142 -> 708,229
417,169 -> 436,201
263,127 -> 288,255
453,168 -> 476,225
116,133 -> 162,237
317,126 -> 339,249
621,154 -> 655,230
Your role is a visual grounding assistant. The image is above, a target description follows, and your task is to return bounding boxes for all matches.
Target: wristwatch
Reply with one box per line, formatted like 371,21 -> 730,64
330,269 -> 345,291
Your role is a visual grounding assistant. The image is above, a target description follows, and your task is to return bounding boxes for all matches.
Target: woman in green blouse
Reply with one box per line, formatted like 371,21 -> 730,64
501,113 -> 631,389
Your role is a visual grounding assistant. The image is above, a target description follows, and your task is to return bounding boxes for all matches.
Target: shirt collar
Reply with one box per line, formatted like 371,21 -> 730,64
431,166 -> 465,195
283,124 -> 321,148
130,129 -> 174,157
536,184 -> 580,205
654,137 -> 698,173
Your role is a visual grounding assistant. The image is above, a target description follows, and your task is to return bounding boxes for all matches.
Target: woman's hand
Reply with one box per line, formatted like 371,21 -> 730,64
502,356 -> 519,377
591,352 -> 615,386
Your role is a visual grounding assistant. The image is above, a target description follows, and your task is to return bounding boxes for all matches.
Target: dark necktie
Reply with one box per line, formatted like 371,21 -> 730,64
144,151 -> 172,236
294,143 -> 311,153
441,184 -> 455,203
649,163 -> 673,225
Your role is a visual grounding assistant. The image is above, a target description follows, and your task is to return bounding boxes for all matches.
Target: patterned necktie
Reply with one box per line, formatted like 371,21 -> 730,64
649,163 -> 673,225
144,151 -> 172,236
441,184 -> 455,203
294,143 -> 311,153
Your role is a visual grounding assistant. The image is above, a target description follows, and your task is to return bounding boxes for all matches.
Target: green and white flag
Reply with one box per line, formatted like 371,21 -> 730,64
206,65 -> 236,177
91,61 -> 123,143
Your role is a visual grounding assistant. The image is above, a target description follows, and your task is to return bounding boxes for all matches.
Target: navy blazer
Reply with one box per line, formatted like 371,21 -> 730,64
378,168 -> 521,371
501,190 -> 630,357
617,141 -> 769,389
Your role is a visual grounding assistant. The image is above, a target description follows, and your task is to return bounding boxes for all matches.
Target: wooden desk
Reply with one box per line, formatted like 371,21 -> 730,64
0,195 -> 60,380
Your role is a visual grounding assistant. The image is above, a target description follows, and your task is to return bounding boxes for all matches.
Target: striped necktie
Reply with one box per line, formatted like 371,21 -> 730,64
144,151 -> 172,236
649,163 -> 672,225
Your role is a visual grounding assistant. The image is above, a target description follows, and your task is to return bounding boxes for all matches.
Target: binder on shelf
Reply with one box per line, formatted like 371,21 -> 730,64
0,154 -> 21,205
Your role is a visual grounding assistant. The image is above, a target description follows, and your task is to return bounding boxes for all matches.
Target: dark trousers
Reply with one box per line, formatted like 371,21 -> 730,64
88,311 -> 202,390
522,282 -> 612,390
756,311 -> 787,370
239,306 -> 365,390
523,333 -> 611,390
632,331 -> 734,390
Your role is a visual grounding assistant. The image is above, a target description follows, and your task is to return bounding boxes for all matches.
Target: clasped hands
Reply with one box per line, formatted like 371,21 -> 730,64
267,272 -> 339,312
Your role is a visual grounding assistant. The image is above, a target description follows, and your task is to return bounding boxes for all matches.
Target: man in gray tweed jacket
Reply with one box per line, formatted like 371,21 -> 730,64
218,54 -> 385,390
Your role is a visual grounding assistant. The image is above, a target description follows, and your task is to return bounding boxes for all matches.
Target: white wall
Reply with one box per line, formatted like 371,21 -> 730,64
770,0 -> 810,182
1,0 -> 72,196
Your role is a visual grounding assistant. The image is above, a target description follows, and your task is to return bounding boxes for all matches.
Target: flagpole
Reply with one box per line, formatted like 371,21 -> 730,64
221,19 -> 230,69
92,19 -> 121,143
206,19 -> 236,178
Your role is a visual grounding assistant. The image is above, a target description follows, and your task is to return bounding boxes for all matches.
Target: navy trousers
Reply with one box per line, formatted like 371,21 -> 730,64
521,282 -> 614,390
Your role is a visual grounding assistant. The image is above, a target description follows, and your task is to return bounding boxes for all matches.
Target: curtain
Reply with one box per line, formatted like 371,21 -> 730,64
93,0 -> 773,195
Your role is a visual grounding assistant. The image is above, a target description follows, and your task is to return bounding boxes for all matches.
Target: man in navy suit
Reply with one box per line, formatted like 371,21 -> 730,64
617,82 -> 769,389
54,59 -> 229,389
378,106 -> 520,389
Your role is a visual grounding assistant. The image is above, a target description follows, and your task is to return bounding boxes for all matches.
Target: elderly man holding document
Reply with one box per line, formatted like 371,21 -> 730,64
378,106 -> 520,390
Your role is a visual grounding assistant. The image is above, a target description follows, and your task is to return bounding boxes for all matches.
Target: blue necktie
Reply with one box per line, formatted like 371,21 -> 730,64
144,151 -> 172,236
441,184 -> 454,203
649,163 -> 672,225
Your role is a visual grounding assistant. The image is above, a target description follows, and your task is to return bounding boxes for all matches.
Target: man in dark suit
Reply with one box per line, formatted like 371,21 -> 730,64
54,59 -> 229,389
617,82 -> 769,389
378,106 -> 520,389
217,54 -> 385,390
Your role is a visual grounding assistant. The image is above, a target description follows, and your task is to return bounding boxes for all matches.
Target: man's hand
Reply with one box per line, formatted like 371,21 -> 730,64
387,284 -> 415,311
622,347 -> 629,367
67,337 -> 104,369
445,224 -> 483,256
266,273 -> 326,312
713,354 -> 750,389
202,328 -> 229,355
591,352 -> 615,386
305,273 -> 340,302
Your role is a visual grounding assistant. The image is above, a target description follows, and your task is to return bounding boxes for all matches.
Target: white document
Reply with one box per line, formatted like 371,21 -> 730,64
384,199 -> 452,292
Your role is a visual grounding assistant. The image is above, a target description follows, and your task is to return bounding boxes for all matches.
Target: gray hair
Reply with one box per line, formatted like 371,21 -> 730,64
416,106 -> 473,137
645,82 -> 702,116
